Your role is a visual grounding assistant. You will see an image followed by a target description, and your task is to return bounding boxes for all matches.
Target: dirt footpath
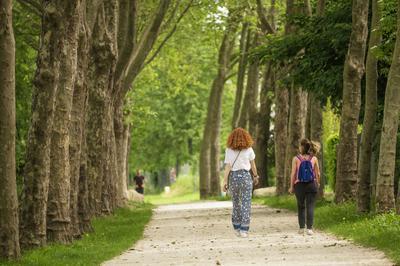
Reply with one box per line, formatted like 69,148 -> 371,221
103,201 -> 393,266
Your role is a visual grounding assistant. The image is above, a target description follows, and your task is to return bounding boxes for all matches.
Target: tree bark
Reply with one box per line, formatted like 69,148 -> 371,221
357,0 -> 381,212
20,0 -> 79,248
375,0 -> 400,213
284,85 -> 306,192
200,8 -> 240,198
310,94 -> 324,197
238,32 -> 260,132
47,0 -> 81,244
335,0 -> 369,203
69,0 -> 91,239
256,65 -> 274,187
86,0 -> 118,216
0,0 -> 20,258
274,83 -> 289,195
232,22 -> 249,129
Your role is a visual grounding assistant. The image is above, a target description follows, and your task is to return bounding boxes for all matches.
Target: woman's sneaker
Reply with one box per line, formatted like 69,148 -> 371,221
234,229 -> 240,237
306,229 -> 314,235
239,231 -> 248,238
298,228 -> 305,235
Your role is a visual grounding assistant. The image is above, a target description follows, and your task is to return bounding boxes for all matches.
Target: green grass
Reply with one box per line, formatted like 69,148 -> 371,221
1,202 -> 152,266
255,196 -> 400,265
144,174 -> 200,205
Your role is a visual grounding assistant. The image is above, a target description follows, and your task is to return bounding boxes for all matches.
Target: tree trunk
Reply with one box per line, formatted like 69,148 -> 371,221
200,9 -> 240,198
232,22 -> 249,129
69,1 -> 90,239
47,0 -> 81,244
284,85 -> 306,192
86,0 -> 118,216
310,94 -> 324,197
0,0 -> 20,258
335,0 -> 369,203
20,0 -> 79,248
238,31 -> 259,132
274,83 -> 289,195
114,101 -> 129,206
256,65 -> 274,187
357,0 -> 381,212
375,0 -> 400,212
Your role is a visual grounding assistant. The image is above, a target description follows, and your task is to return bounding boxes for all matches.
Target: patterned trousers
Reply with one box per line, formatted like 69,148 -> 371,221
229,169 -> 253,232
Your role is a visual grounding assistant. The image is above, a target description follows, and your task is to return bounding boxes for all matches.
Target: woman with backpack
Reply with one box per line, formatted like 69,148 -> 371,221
289,139 -> 321,235
222,128 -> 259,238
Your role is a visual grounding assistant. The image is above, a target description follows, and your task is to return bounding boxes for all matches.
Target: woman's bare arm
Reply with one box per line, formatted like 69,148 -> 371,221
250,160 -> 259,186
222,164 -> 232,192
314,158 -> 321,185
289,157 -> 297,193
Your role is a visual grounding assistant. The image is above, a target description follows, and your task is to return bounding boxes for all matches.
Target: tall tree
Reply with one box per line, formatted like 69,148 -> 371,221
232,22 -> 249,129
357,0 -> 381,212
238,31 -> 260,134
335,0 -> 369,203
0,0 -> 20,258
47,0 -> 81,244
283,0 -> 308,193
20,0 -> 83,248
375,0 -> 400,213
200,8 -> 240,198
255,0 -> 276,188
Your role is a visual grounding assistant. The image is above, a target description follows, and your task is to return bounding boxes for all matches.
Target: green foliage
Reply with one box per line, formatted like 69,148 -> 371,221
128,2 -> 236,174
258,196 -> 400,264
325,133 -> 339,191
253,0 -> 352,107
13,2 -> 40,192
1,202 -> 152,266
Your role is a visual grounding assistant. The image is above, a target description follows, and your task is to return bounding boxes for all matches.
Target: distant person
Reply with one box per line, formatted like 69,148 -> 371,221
289,139 -> 321,235
134,170 -> 145,194
222,128 -> 259,238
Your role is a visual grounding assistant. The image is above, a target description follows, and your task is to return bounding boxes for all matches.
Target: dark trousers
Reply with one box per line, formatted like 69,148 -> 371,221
136,187 -> 144,194
294,182 -> 317,229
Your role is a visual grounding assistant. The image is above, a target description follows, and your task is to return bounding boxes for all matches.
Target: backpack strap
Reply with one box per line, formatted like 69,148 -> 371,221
296,155 -> 304,162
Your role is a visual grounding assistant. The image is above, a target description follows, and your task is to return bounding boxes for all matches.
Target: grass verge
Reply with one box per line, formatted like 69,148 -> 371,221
254,196 -> 400,265
145,192 -> 199,205
1,202 -> 152,266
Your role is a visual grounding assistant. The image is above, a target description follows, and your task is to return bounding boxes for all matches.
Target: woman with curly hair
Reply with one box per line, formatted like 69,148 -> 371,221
222,128 -> 259,238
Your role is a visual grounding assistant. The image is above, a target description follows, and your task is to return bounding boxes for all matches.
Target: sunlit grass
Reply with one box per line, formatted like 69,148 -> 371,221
1,202 -> 152,266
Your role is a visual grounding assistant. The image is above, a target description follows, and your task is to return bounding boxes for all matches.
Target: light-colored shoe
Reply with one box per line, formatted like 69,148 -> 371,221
298,228 -> 305,235
240,231 -> 248,238
234,229 -> 240,237
306,229 -> 314,235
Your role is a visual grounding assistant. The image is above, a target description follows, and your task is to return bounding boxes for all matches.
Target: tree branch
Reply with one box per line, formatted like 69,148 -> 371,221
256,0 -> 275,34
143,0 -> 194,67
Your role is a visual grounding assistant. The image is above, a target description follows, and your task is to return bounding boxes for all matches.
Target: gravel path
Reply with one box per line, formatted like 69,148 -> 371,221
103,201 -> 393,266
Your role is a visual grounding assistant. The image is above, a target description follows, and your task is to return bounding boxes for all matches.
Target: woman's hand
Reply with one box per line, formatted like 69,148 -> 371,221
253,175 -> 259,186
222,181 -> 228,192
288,186 -> 294,194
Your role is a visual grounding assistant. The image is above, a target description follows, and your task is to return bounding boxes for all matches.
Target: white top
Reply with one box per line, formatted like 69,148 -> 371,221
224,147 -> 255,171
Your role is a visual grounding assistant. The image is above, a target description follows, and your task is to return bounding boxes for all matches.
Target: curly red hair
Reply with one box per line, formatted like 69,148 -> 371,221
227,128 -> 254,150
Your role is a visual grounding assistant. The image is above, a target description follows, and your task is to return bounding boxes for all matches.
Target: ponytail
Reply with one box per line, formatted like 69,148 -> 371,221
300,139 -> 311,155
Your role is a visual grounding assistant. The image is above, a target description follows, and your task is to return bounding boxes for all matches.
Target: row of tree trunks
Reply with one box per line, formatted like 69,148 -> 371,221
375,0 -> 400,213
2,0 -> 177,257
199,8 -> 240,198
0,0 -> 20,258
357,0 -> 381,212
335,0 -> 369,203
